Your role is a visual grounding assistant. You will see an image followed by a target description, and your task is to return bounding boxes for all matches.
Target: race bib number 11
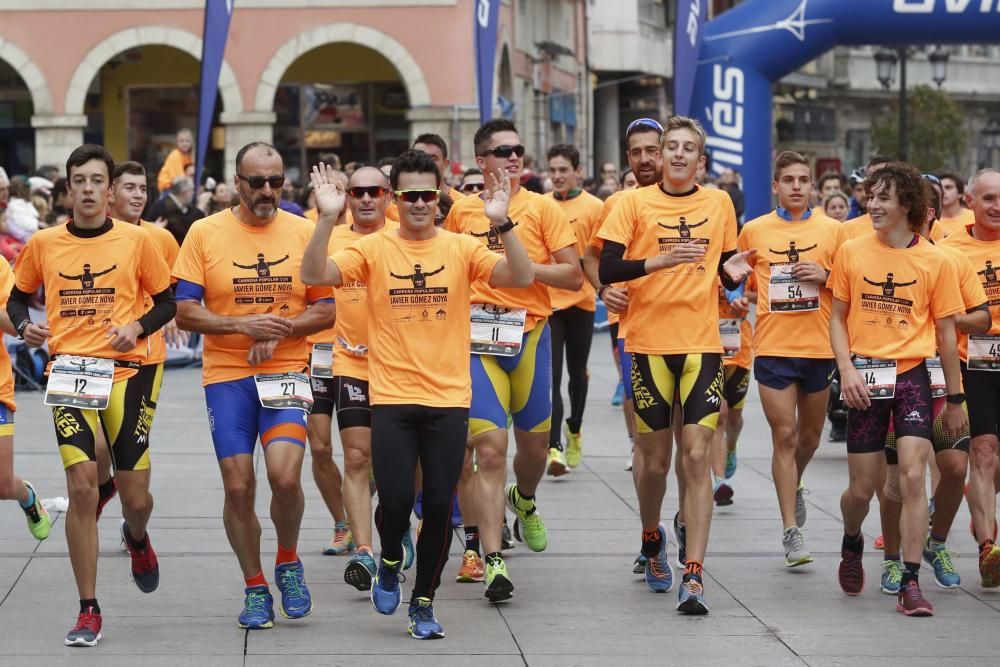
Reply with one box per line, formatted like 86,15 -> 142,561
470,304 -> 526,356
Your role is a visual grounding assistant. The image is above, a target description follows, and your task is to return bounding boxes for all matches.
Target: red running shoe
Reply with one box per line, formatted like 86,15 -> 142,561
838,544 -> 865,596
896,580 -> 933,616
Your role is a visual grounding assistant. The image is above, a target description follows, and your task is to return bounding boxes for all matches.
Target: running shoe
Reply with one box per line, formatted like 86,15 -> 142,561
456,550 -> 485,583
724,449 -> 738,479
121,521 -> 159,593
238,586 -> 275,629
484,554 -> 514,602
546,447 -> 568,477
371,558 -> 404,615
927,496 -> 936,529
625,456 -> 633,472
324,521 -> 354,555
633,554 -> 647,575
677,575 -> 709,615
506,484 -> 547,552
896,580 -> 934,616
65,606 -> 102,646
673,513 -> 687,570
644,524 -> 674,593
979,542 -> 1000,588
451,496 -> 463,528
795,482 -> 808,527
345,549 -> 377,591
874,534 -> 885,550
408,597 -> 444,639
829,421 -> 846,443
880,560 -> 903,595
501,521 -> 515,551
782,526 -> 813,567
923,539 -> 960,589
564,425 -> 583,468
275,560 -> 312,619
21,481 -> 51,541
838,541 -> 865,596
95,477 -> 117,520
612,381 -> 624,406
402,526 -> 415,570
713,477 -> 734,507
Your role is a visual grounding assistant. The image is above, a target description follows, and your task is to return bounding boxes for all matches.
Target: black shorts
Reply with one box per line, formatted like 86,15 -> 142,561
885,396 -> 970,463
631,352 -> 723,433
310,375 -> 372,430
722,365 -> 750,410
754,356 -> 835,393
961,361 -> 1000,438
609,322 -> 620,350
847,364 -> 932,455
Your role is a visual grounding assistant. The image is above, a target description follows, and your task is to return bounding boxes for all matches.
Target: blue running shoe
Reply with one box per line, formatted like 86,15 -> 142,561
451,496 -> 463,528
402,527 -> 415,571
611,381 -> 624,406
724,449 -> 738,479
238,585 -> 275,629
633,554 -> 647,575
345,549 -> 377,591
371,558 -> 404,615
414,491 -> 423,520
677,575 -> 709,615
408,597 -> 444,639
274,560 -> 312,619
644,524 -> 674,593
923,539 -> 960,589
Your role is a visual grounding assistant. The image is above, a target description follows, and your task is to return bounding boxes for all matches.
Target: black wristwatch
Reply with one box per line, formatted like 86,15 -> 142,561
493,217 -> 515,234
946,393 -> 966,405
15,319 -> 31,338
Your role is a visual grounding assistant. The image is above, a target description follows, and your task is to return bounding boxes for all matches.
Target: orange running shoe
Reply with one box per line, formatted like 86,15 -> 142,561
456,549 -> 485,583
874,534 -> 884,550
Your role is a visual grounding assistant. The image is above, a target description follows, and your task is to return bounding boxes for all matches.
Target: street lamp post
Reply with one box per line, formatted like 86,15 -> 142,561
873,46 -> 949,162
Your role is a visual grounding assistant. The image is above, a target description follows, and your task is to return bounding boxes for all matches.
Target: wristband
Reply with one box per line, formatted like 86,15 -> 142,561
15,319 -> 31,338
493,217 -> 515,234
946,393 -> 966,405
598,285 -> 609,300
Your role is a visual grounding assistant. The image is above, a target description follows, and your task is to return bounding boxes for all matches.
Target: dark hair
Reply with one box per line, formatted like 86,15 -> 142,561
235,142 -> 279,173
936,170 -> 964,195
474,118 -> 518,156
818,171 -> 845,190
703,149 -> 712,174
389,149 -> 441,190
53,177 -> 67,196
923,179 -> 942,221
34,165 -> 59,181
773,151 -> 810,181
113,161 -> 146,180
546,143 -> 580,169
413,133 -> 449,159
867,155 -> 894,169
865,162 -> 928,231
66,144 -> 114,181
620,168 -> 634,187
377,156 -> 397,169
462,167 -> 483,178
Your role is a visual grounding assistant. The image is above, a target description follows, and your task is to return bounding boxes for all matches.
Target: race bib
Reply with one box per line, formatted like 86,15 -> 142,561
44,356 -> 115,410
470,304 -> 526,356
768,263 -> 819,312
720,318 -> 741,358
310,343 -> 334,378
848,356 -> 897,400
925,357 -> 946,397
967,334 -> 1000,371
254,372 -> 313,410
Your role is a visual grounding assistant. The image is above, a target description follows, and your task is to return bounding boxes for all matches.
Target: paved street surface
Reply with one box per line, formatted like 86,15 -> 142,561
2,337 -> 999,665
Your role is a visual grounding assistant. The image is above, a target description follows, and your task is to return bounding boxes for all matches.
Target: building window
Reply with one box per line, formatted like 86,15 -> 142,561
638,0 -> 667,27
775,105 -> 836,143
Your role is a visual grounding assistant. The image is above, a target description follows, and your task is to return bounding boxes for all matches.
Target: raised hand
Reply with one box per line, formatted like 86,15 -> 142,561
309,162 -> 346,220
723,248 -> 756,283
483,168 -> 511,225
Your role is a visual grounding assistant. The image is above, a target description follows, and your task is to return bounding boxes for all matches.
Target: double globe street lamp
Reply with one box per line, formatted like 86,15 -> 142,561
873,45 -> 951,161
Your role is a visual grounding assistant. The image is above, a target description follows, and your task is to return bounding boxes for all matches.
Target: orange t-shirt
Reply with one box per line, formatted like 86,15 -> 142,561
14,220 -> 173,380
545,190 -> 603,312
841,213 -> 872,241
737,210 -> 843,358
445,187 -> 576,332
331,227 -> 502,407
0,261 -> 17,410
718,288 -> 752,369
307,220 -> 399,381
304,208 -> 319,223
137,220 -> 181,366
939,227 -> 1000,361
830,234 -> 964,372
172,209 -> 334,386
935,208 -> 975,239
156,148 -> 193,192
598,184 -> 738,355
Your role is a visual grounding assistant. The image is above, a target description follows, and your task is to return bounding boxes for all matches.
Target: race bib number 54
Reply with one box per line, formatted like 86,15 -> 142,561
768,263 -> 819,312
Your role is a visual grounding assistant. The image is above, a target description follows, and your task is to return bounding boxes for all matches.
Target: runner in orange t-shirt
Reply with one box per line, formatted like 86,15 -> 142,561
935,171 -> 975,238
830,162 -> 966,616
156,128 -> 193,193
301,149 -> 533,639
385,133 -> 466,225
711,284 -> 752,508
444,119 -> 581,602
7,145 -> 175,647
173,143 -> 336,630
598,116 -> 753,614
543,143 -> 604,475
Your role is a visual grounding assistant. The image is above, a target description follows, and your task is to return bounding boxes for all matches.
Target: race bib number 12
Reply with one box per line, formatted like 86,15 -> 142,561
44,356 -> 115,410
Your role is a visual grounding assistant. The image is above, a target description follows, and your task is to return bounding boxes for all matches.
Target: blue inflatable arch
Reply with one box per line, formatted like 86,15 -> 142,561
691,0 -> 1000,218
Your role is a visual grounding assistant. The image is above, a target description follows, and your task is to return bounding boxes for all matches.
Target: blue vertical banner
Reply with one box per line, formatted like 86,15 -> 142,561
474,0 -> 501,124
196,0 -> 235,188
673,0 -> 705,117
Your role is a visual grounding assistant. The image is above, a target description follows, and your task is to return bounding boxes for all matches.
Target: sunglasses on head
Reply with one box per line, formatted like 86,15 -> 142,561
625,117 -> 665,137
922,173 -> 942,186
348,185 -> 388,199
237,174 -> 285,190
394,189 -> 440,204
480,144 -> 526,159
461,182 -> 486,193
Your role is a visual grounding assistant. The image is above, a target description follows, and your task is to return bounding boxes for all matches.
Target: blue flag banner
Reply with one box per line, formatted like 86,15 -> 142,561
196,0 -> 234,188
475,0 -> 501,124
673,0 -> 705,117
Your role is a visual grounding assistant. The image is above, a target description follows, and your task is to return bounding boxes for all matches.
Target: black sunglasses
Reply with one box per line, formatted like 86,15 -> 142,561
480,144 -> 526,159
238,174 -> 285,190
461,182 -> 486,193
348,185 -> 388,199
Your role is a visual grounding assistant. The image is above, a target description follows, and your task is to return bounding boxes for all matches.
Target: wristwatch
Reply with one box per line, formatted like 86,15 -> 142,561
15,319 -> 31,338
946,393 -> 966,405
493,217 -> 515,234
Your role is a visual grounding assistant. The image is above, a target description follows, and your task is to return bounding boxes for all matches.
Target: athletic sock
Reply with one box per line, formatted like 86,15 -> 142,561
98,478 -> 115,499
464,525 -> 481,554
276,544 -> 298,566
124,527 -> 149,550
245,571 -> 268,588
929,532 -> 946,545
485,551 -> 503,565
550,442 -> 564,452
901,561 -> 920,585
641,528 -> 662,558
684,561 -> 704,580
18,482 -> 35,510
842,532 -> 864,554
80,598 -> 100,614
884,553 -> 900,562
